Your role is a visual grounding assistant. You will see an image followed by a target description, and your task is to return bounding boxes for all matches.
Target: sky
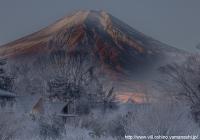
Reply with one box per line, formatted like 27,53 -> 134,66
0,0 -> 199,52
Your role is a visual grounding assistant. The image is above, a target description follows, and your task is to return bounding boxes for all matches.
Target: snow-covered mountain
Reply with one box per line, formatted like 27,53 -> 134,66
0,10 -> 185,80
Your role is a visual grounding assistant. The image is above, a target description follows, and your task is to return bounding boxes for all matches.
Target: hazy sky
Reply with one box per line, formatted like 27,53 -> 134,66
0,0 -> 199,52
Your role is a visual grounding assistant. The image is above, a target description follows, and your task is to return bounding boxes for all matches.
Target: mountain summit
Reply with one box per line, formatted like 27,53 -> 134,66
0,10 -> 181,75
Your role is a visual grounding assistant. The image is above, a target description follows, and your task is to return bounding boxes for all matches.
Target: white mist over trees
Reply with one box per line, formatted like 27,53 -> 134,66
0,45 -> 200,139
0,53 -> 200,140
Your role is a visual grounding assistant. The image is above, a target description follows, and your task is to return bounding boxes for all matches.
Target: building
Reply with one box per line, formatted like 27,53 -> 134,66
0,89 -> 16,109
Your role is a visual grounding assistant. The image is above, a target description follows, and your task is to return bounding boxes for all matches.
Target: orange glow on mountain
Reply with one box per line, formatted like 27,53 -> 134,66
116,92 -> 147,104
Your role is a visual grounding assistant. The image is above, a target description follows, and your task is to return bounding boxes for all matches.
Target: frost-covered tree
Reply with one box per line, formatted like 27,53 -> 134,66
121,102 -> 199,137
36,49 -> 117,114
0,59 -> 14,92
159,55 -> 200,123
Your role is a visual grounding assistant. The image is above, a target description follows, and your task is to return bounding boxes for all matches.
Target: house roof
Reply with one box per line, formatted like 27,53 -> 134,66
0,89 -> 16,98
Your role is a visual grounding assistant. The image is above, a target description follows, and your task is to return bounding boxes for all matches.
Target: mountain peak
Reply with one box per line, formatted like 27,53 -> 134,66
0,10 -> 179,76
53,10 -> 111,30
0,10 -> 110,58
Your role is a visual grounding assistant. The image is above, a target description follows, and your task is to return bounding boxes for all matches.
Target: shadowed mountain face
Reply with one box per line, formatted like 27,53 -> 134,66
0,10 -> 182,79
